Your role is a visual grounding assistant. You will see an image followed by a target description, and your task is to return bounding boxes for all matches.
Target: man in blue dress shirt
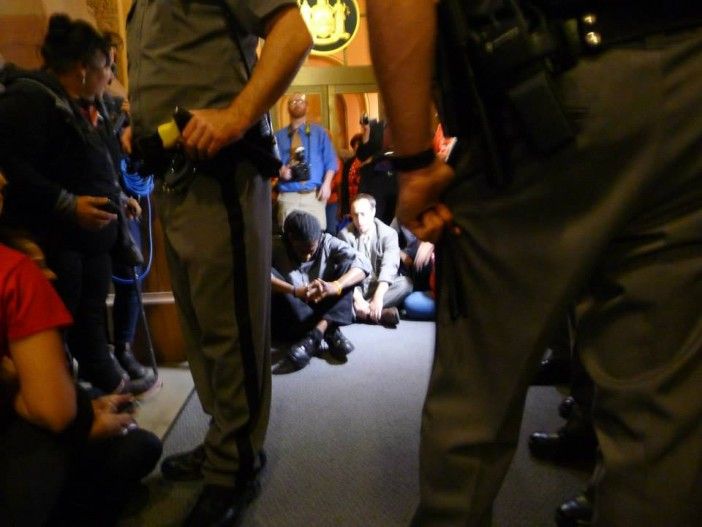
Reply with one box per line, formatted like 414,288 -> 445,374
275,93 -> 338,230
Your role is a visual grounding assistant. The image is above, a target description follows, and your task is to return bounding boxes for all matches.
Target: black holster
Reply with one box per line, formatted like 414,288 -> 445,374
133,117 -> 282,194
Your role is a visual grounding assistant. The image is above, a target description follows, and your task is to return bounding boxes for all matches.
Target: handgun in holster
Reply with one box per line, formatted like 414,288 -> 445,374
133,107 -> 282,181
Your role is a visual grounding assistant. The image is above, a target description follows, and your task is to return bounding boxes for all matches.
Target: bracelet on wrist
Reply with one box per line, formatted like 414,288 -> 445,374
390,148 -> 436,172
332,280 -> 343,296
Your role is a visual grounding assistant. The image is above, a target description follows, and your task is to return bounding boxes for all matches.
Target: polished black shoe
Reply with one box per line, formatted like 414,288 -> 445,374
114,342 -> 155,381
325,327 -> 354,360
184,481 -> 259,527
286,335 -> 318,371
161,444 -> 206,481
528,428 -> 597,463
531,356 -> 571,385
558,396 -> 578,420
555,490 -> 593,526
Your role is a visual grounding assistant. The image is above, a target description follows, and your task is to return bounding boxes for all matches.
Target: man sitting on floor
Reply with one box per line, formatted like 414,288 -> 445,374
272,211 -> 371,371
338,194 -> 412,327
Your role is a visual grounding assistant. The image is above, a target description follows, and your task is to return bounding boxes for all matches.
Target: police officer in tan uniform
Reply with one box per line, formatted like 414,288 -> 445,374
127,2 -> 311,524
367,1 -> 702,525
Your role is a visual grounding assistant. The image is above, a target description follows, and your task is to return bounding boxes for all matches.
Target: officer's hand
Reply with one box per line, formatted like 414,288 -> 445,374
181,108 -> 245,160
396,158 -> 454,241
411,204 -> 454,244
75,196 -> 118,231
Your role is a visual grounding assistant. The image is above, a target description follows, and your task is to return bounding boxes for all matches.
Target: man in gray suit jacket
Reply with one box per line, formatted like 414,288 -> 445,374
338,193 -> 413,327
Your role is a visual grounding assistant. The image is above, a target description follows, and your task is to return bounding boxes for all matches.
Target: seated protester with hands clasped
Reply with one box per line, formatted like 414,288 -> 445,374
338,194 -> 413,327
271,210 -> 371,371
0,171 -> 162,527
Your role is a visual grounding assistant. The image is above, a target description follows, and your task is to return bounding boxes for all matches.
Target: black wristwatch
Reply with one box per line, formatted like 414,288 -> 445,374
390,148 -> 436,172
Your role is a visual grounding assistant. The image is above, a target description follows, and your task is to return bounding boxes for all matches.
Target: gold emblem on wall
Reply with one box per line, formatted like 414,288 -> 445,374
298,0 -> 360,55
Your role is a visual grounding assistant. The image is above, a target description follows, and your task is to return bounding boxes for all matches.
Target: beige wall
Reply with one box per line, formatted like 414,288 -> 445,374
0,0 -> 95,68
0,0 -> 128,96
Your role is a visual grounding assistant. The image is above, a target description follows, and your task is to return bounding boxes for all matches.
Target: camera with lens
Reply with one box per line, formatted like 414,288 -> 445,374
289,146 -> 311,182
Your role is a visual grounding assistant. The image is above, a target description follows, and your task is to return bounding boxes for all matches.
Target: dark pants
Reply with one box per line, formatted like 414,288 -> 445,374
0,414 -> 161,527
271,268 -> 354,342
415,28 -> 702,526
325,202 -> 339,235
50,248 -> 114,372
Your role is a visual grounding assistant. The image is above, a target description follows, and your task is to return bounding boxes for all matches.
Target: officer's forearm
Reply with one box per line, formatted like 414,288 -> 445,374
227,7 -> 312,131
367,0 -> 435,156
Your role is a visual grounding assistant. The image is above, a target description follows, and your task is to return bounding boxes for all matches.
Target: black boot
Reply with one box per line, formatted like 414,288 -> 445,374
529,405 -> 597,464
79,353 -> 130,395
555,488 -> 593,526
114,342 -> 155,381
558,396 -> 577,419
184,481 -> 259,527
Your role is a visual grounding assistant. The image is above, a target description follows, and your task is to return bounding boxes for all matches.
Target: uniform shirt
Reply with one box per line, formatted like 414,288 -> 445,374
275,123 -> 338,193
272,233 -> 371,287
127,0 -> 296,138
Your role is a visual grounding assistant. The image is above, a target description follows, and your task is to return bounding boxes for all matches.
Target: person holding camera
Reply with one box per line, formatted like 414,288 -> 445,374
275,92 -> 338,230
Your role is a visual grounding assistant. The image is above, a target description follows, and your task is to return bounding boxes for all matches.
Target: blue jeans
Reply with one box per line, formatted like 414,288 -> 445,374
112,218 -> 142,345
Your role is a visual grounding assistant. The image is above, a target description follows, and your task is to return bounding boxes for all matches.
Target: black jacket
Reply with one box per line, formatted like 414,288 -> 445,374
0,68 -> 120,248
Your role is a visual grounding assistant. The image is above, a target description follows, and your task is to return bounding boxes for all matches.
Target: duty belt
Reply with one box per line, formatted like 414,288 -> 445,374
564,3 -> 702,53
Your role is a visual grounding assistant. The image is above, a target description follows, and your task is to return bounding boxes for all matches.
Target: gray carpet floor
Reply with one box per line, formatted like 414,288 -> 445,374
119,321 -> 590,526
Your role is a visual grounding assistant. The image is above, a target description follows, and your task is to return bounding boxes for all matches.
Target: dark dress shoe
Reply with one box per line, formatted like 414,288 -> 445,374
325,327 -> 354,360
555,490 -> 593,526
380,307 -> 400,328
161,444 -> 206,481
528,428 -> 597,463
531,356 -> 571,385
558,396 -> 577,420
184,482 -> 259,527
286,335 -> 318,370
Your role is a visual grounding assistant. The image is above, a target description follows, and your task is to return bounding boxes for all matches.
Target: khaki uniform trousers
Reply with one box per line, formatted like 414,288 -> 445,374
156,159 -> 271,487
414,27 -> 702,526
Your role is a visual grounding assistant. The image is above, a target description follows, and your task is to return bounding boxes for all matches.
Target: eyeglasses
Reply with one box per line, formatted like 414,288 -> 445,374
289,98 -> 306,105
